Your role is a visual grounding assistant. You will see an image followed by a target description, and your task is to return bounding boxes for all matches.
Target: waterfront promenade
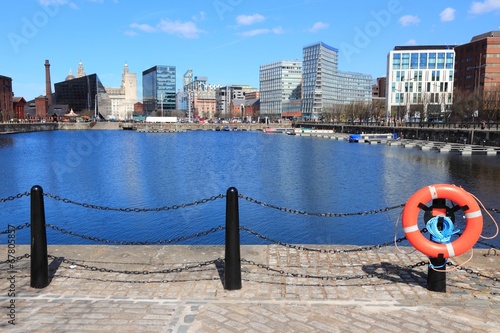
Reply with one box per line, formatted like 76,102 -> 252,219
1,245 -> 499,332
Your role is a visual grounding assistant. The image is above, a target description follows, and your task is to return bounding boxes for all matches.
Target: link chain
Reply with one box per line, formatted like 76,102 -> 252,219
238,194 -> 405,217
46,224 -> 225,244
447,262 -> 500,282
0,253 -> 30,265
0,192 -> 30,203
0,222 -> 31,234
240,226 -> 411,253
43,193 -> 226,212
242,259 -> 429,281
48,255 -> 221,275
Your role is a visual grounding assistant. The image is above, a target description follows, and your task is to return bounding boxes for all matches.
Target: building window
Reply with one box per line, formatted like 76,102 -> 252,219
402,53 -> 410,69
437,53 -> 445,69
392,53 -> 401,69
446,53 -> 454,69
419,53 -> 427,69
411,53 -> 419,69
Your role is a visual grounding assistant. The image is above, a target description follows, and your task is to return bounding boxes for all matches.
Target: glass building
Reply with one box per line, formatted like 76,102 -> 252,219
302,42 -> 372,120
54,73 -> 111,119
386,45 -> 455,122
142,65 -> 176,115
302,42 -> 338,119
259,60 -> 302,119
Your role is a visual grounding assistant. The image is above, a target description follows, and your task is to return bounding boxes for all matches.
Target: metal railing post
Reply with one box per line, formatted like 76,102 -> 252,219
30,185 -> 49,288
224,187 -> 242,290
427,255 -> 446,292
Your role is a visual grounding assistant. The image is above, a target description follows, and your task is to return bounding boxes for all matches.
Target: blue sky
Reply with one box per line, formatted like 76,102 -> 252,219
2,0 -> 500,100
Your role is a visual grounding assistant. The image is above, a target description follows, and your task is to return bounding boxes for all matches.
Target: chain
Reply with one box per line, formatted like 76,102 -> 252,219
0,192 -> 30,203
447,262 -> 500,282
0,253 -> 30,265
0,222 -> 31,234
242,259 -> 378,281
49,275 -> 222,284
48,255 -> 221,275
46,224 -> 225,244
243,259 -> 431,281
43,193 -> 226,212
238,194 -> 405,217
240,226 -> 410,253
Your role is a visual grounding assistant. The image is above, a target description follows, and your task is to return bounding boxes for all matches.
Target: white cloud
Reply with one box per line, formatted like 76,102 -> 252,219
399,15 -> 420,27
440,7 -> 456,22
157,19 -> 205,39
38,0 -> 78,9
128,19 -> 205,39
238,27 -> 284,37
124,30 -> 138,37
129,22 -> 156,33
469,0 -> 500,14
192,11 -> 206,22
309,21 -> 329,33
406,39 -> 417,45
236,14 -> 266,26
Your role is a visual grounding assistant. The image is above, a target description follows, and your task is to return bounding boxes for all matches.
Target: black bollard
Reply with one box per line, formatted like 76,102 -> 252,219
30,185 -> 49,288
423,200 -> 448,292
224,187 -> 242,290
428,254 -> 446,292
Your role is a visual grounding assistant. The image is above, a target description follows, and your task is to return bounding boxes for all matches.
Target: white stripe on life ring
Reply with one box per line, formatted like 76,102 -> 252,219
446,243 -> 455,257
404,225 -> 419,233
465,210 -> 482,219
429,185 -> 438,200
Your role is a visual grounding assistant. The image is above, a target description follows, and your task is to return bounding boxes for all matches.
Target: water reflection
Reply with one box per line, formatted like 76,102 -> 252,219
0,130 -> 498,247
0,137 -> 14,148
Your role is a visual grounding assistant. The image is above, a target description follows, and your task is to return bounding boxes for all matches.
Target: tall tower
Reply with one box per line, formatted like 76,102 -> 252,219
44,60 -> 52,105
76,61 -> 86,78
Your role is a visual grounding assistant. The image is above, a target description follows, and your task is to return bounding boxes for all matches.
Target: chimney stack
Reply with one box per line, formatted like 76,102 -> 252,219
44,60 -> 52,106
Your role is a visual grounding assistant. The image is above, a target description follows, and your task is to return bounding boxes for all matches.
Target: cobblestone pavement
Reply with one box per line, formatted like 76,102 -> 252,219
1,245 -> 499,332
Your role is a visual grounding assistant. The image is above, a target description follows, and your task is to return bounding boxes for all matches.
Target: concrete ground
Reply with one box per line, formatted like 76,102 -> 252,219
1,245 -> 499,332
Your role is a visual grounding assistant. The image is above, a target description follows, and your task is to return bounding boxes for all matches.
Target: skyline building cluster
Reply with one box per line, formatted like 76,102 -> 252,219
2,31 -> 500,123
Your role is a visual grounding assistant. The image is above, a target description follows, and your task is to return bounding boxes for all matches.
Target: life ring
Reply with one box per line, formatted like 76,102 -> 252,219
402,184 -> 483,258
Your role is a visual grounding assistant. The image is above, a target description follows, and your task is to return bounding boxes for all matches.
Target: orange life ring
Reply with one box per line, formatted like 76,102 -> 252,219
402,184 -> 483,258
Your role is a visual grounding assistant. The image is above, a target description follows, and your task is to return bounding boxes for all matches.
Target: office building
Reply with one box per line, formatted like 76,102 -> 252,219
454,31 -> 500,93
259,60 -> 302,119
142,65 -> 176,115
302,42 -> 372,120
216,85 -> 258,118
54,72 -> 111,118
386,45 -> 455,122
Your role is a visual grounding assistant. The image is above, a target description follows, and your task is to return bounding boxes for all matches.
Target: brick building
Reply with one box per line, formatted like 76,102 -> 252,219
0,75 -> 13,122
454,31 -> 500,93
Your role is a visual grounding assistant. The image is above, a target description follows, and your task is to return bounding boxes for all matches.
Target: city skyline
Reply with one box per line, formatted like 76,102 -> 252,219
2,0 -> 500,101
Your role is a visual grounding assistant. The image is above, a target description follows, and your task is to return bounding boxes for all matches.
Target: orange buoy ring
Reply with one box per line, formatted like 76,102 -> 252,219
402,184 -> 483,258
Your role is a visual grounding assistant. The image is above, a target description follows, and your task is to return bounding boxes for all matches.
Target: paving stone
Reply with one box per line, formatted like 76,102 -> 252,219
0,245 -> 498,332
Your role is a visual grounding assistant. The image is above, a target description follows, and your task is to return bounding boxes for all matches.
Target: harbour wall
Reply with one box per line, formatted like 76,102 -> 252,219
295,122 -> 500,147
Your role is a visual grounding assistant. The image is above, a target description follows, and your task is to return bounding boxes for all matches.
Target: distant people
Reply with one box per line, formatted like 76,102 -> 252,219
481,121 -> 486,130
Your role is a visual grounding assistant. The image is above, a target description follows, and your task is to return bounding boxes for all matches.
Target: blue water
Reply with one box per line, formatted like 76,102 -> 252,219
0,130 -> 499,247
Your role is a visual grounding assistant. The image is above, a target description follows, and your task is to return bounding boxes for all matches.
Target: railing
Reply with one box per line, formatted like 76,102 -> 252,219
294,120 -> 500,131
1,186 -> 499,293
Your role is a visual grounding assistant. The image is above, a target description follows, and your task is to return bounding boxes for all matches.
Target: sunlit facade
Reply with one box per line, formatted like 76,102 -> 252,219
386,45 -> 455,122
142,65 -> 176,115
302,42 -> 372,119
259,60 -> 302,119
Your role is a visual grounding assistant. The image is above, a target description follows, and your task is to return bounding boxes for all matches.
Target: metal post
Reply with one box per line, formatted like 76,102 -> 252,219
224,187 -> 242,290
30,185 -> 49,288
428,255 -> 446,292
425,199 -> 447,292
